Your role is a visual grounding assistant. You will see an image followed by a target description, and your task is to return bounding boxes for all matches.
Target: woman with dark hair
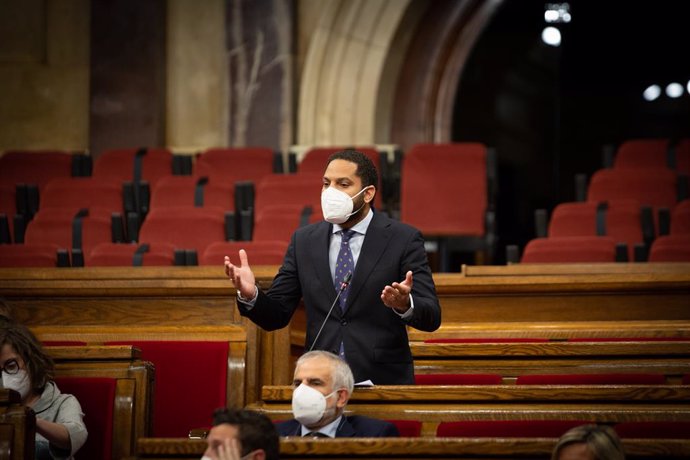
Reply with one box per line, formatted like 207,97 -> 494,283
0,320 -> 87,459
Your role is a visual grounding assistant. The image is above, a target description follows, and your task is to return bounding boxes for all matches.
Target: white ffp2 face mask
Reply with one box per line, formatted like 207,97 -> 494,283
2,369 -> 31,400
291,383 -> 338,427
321,186 -> 369,224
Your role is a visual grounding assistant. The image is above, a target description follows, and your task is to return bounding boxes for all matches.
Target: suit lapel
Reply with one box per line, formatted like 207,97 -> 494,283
335,416 -> 356,437
346,212 -> 391,310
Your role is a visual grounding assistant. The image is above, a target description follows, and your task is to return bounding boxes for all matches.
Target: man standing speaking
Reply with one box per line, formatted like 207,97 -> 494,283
225,149 -> 441,384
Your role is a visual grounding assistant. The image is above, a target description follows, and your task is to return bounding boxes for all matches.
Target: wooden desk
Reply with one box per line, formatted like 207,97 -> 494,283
134,437 -> 690,459
410,340 -> 690,383
253,384 -> 690,437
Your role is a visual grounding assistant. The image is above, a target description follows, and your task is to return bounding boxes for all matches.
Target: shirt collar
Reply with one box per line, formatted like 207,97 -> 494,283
332,208 -> 373,236
300,415 -> 344,438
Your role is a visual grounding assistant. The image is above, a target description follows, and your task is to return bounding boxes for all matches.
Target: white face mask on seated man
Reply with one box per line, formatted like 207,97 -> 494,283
291,383 -> 340,427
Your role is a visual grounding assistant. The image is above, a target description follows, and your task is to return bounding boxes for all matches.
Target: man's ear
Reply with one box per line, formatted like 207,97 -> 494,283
364,185 -> 376,204
251,449 -> 266,460
336,388 -> 350,408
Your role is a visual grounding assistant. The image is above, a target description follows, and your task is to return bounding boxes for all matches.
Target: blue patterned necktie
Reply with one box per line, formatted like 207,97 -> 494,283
334,229 -> 355,311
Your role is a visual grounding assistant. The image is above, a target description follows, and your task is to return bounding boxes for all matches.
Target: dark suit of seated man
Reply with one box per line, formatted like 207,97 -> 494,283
276,350 -> 399,438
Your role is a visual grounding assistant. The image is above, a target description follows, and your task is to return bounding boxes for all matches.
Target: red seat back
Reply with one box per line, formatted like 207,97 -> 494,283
139,207 -> 226,255
0,243 -> 60,267
671,199 -> 690,235
104,340 -> 228,437
401,143 -> 488,236
93,148 -> 173,188
54,376 -> 116,460
200,240 -> 288,266
195,148 -> 275,185
613,139 -> 671,170
0,151 -> 73,192
521,236 -> 618,263
150,176 -> 235,211
86,242 -> 176,267
648,235 -> 690,262
387,420 -> 422,437
615,421 -> 690,439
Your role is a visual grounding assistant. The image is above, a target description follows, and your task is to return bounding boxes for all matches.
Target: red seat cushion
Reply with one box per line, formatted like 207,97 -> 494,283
615,422 -> 690,439
54,376 -> 115,460
105,341 -> 228,437
437,420 -> 587,437
387,420 -> 422,437
424,338 -> 549,343
516,374 -> 666,385
415,374 -> 502,385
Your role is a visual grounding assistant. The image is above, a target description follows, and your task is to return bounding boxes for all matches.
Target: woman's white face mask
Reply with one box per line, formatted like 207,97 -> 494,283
291,383 -> 338,427
321,186 -> 370,224
2,369 -> 31,400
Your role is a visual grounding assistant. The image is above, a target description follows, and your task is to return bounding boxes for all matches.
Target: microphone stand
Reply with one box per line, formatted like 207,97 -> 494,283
308,272 -> 352,352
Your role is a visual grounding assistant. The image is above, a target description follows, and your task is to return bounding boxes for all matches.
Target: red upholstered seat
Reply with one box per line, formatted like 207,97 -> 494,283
200,240 -> 288,266
437,420 -> 587,438
138,207 -> 227,256
252,205 -> 321,243
150,176 -> 235,211
613,139 -> 671,170
590,166 -> 678,208
54,376 -> 116,460
24,207 -> 118,257
568,337 -> 690,342
40,177 -> 124,214
93,148 -> 174,188
615,421 -> 690,439
0,150 -> 73,192
255,174 -> 323,214
520,236 -> 619,263
415,374 -> 502,385
401,143 -> 488,237
104,340 -> 228,437
648,235 -> 690,262
675,138 -> 690,175
387,420 -> 422,437
516,374 -> 666,385
683,374 -> 690,384
0,243 -> 61,267
195,147 -> 275,185
670,199 -> 690,235
86,242 -> 176,266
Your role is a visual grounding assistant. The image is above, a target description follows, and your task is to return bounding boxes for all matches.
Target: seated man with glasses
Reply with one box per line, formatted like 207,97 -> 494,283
0,318 -> 87,459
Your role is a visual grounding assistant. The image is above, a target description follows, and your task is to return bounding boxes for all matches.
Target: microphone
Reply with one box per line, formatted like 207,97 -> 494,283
308,272 -> 352,352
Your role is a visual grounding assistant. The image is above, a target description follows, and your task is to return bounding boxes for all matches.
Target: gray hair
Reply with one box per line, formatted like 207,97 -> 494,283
552,424 -> 625,460
296,350 -> 354,394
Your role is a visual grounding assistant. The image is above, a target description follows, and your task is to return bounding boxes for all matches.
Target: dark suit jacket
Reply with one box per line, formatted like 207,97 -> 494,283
276,415 -> 400,437
238,211 -> 441,384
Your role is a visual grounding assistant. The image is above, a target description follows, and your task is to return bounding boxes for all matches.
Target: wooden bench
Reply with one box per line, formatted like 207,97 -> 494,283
33,325 -> 247,438
44,344 -> 153,459
1,265 -> 287,404
251,384 -> 690,437
0,389 -> 34,460
409,340 -> 690,384
133,437 -> 690,459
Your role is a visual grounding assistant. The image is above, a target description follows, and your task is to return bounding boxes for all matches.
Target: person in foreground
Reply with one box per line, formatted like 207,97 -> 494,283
276,350 -> 399,437
202,408 -> 280,460
552,424 -> 625,460
0,320 -> 87,460
225,149 -> 441,384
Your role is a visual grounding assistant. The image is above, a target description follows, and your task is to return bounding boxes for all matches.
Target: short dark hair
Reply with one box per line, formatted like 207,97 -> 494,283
327,149 -> 379,190
0,320 -> 54,394
212,408 -> 280,460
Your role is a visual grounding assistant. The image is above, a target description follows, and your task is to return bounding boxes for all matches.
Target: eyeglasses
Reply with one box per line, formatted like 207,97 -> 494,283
0,359 -> 20,375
